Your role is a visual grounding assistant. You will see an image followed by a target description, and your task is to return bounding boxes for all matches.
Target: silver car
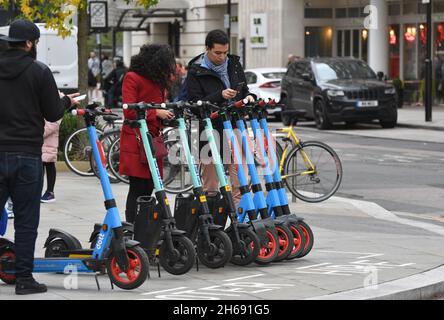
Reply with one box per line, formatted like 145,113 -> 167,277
245,68 -> 287,119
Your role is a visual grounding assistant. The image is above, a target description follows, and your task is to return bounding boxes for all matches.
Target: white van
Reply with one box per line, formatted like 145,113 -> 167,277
0,23 -> 78,93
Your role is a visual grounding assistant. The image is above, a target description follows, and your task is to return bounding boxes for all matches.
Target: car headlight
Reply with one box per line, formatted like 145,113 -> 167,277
327,90 -> 345,97
385,87 -> 396,95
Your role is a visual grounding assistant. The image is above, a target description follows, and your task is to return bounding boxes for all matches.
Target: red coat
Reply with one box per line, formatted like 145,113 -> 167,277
119,71 -> 164,179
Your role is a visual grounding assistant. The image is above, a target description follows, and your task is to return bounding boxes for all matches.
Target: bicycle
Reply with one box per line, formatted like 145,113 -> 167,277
274,109 -> 343,203
63,113 -> 122,177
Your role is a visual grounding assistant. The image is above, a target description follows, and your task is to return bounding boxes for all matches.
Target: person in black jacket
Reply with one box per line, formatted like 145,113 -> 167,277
0,19 -> 79,295
186,29 -> 255,207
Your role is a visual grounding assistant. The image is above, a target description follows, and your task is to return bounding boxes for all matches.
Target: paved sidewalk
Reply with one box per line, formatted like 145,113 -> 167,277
0,173 -> 443,300
397,105 -> 444,131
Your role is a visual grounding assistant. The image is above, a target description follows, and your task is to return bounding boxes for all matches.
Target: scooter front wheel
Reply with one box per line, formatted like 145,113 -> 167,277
160,234 -> 196,275
197,230 -> 233,269
106,245 -> 149,290
255,229 -> 279,265
0,249 -> 16,284
273,224 -> 294,262
286,222 -> 307,260
295,221 -> 314,258
230,228 -> 260,266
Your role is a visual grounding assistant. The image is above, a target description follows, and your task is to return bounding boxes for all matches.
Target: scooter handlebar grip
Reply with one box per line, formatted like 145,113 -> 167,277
72,109 -> 85,116
210,112 -> 219,120
233,100 -> 245,108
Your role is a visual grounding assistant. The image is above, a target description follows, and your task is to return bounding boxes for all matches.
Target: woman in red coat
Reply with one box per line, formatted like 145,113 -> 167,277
120,44 -> 175,223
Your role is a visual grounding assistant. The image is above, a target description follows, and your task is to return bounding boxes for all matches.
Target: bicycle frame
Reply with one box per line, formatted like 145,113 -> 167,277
276,126 -> 317,179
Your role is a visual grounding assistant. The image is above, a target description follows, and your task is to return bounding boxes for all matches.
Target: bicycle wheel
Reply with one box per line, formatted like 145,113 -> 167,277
282,141 -> 342,203
107,137 -> 130,184
163,138 -> 193,194
64,127 -> 103,177
90,129 -> 121,184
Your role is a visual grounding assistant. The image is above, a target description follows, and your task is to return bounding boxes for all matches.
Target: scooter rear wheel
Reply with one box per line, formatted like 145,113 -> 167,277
44,239 -> 69,258
0,250 -> 16,284
255,229 -> 279,265
160,234 -> 196,275
230,227 -> 260,266
273,224 -> 294,262
106,245 -> 149,290
286,222 -> 307,260
197,230 -> 233,269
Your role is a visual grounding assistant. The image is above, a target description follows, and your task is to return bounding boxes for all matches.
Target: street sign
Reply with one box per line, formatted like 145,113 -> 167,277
89,1 -> 108,33
250,13 -> 267,48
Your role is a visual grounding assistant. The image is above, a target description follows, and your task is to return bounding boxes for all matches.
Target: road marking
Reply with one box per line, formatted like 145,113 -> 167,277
223,274 -> 265,282
316,251 -> 383,259
333,196 -> 444,237
141,287 -> 188,295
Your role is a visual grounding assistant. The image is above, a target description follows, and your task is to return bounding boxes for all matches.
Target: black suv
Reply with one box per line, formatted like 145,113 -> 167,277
280,58 -> 398,129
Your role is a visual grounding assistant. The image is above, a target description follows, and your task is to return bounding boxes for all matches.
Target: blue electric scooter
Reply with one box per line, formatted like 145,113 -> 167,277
208,101 -> 281,264
245,99 -> 308,259
0,103 -> 150,290
253,99 -> 314,258
228,102 -> 295,262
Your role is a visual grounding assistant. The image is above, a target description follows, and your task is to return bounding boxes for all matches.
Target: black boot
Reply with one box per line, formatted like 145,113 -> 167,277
15,277 -> 47,295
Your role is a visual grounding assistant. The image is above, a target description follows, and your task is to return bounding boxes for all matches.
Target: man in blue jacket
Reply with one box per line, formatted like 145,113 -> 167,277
0,19 -> 79,295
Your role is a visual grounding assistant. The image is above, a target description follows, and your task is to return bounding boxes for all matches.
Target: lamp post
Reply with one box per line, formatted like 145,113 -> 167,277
225,0 -> 231,39
424,0 -> 433,122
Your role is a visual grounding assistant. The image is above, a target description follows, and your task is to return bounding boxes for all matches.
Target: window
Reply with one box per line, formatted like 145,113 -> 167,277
245,72 -> 257,84
262,72 -> 286,79
304,8 -> 333,19
348,7 -> 360,18
305,27 -> 333,57
335,8 -> 347,18
389,25 -> 400,78
434,1 -> 444,13
388,1 -> 401,16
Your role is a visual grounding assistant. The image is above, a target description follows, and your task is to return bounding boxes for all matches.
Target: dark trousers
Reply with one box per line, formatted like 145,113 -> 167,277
43,162 -> 56,193
125,176 -> 154,224
0,152 -> 43,278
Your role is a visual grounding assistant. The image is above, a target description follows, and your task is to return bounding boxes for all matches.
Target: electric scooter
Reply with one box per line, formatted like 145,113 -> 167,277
115,102 -> 196,276
253,99 -> 314,258
0,103 -> 150,290
228,102 -> 295,262
124,102 -> 233,269
245,99 -> 308,259
182,101 -> 260,266
207,101 -> 281,264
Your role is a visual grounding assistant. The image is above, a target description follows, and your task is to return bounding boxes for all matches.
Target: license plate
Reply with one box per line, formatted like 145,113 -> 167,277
357,100 -> 378,107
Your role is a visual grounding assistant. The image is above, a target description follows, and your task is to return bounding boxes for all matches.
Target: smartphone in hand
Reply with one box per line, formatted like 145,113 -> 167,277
235,82 -> 245,94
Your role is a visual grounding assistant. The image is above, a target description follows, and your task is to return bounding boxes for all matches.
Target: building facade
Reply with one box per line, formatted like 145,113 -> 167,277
2,0 -> 444,83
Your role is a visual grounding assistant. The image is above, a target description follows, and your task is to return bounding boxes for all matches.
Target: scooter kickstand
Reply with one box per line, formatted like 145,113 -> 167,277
94,273 -> 101,291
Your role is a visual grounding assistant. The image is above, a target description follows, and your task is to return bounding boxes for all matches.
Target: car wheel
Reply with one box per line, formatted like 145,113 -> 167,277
380,119 -> 397,128
314,100 -> 332,130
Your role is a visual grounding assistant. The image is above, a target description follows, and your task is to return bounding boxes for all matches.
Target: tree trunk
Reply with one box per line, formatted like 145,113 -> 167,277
78,7 -> 89,99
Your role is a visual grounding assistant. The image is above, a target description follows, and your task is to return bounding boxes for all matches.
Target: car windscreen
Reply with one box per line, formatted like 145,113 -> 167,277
313,60 -> 376,82
262,72 -> 286,79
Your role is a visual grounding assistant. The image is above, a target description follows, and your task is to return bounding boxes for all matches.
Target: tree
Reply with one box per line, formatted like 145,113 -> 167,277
0,0 -> 159,95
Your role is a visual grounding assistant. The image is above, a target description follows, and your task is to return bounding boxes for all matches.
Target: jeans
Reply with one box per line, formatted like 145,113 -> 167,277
0,152 -> 43,278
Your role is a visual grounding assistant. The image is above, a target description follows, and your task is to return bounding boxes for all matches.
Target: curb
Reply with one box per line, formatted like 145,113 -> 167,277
308,265 -> 444,300
305,196 -> 444,300
396,123 -> 444,131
